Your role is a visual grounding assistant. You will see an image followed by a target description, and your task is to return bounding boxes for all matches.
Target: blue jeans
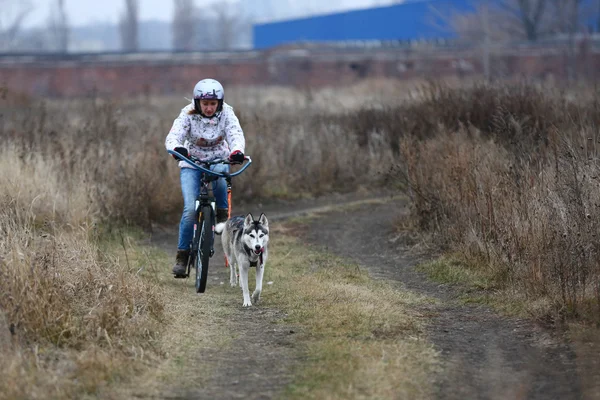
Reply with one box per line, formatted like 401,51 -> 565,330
178,165 -> 229,250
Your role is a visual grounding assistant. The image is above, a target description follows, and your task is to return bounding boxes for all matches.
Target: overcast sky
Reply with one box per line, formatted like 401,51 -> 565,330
26,0 -> 199,27
24,0 -> 401,28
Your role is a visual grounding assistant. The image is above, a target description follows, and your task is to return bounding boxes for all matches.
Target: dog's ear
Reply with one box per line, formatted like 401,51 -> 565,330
259,213 -> 268,229
244,213 -> 254,226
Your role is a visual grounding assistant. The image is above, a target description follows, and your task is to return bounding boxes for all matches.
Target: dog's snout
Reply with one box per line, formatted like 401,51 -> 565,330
255,245 -> 262,251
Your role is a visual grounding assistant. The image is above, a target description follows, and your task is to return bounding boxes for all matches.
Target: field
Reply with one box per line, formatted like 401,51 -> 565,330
1,78 -> 599,398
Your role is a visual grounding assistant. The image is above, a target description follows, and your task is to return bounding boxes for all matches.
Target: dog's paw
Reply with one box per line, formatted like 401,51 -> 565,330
214,222 -> 226,235
242,300 -> 252,307
230,281 -> 238,288
252,290 -> 261,304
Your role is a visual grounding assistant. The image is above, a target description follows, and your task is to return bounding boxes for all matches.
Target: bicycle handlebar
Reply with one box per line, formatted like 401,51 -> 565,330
167,149 -> 252,178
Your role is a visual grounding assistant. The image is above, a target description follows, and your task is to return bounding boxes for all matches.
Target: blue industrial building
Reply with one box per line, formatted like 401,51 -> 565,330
253,0 -> 475,49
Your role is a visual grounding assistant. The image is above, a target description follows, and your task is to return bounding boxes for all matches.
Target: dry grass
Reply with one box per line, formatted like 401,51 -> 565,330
0,81 -> 421,397
1,80 -> 409,225
389,82 -> 600,324
0,223 -> 164,399
267,234 -> 440,399
107,246 -> 237,399
101,225 -> 440,400
7,78 -> 600,396
0,137 -> 165,397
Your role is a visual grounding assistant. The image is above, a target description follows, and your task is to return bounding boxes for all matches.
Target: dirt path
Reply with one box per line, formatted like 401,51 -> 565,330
146,194 -> 389,400
149,222 -> 300,400
150,194 -> 597,400
300,197 -> 594,400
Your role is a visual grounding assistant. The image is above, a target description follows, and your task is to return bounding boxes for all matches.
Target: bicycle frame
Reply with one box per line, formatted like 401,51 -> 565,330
168,149 -> 252,291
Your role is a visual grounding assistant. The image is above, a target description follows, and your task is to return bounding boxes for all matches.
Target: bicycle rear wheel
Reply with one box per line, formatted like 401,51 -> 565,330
195,205 -> 213,293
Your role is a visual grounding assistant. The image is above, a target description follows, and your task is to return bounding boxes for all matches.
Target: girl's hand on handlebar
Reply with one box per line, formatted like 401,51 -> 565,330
172,147 -> 188,160
229,150 -> 245,163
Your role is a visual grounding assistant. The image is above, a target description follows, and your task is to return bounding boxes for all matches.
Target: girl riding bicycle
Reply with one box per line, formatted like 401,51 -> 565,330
165,78 -> 246,276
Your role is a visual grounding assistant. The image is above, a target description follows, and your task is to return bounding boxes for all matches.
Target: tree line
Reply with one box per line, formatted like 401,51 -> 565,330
0,0 -> 249,52
0,0 -> 598,53
450,0 -> 600,43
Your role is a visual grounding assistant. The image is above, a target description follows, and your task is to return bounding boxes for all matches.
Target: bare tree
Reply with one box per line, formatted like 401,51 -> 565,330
450,3 -> 519,43
546,0 -> 585,34
449,0 -> 549,42
445,0 -> 550,79
212,6 -> 243,50
514,0 -> 548,41
446,0 -> 506,80
120,0 -> 139,52
172,0 -> 196,51
193,14 -> 217,50
48,0 -> 69,52
204,1 -> 252,50
0,0 -> 32,51
545,0 -> 587,79
597,0 -> 600,31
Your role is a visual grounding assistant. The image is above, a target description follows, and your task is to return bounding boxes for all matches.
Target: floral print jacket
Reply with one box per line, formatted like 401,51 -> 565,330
165,101 -> 246,168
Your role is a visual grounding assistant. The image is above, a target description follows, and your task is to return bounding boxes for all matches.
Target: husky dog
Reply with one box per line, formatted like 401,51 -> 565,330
215,213 -> 269,307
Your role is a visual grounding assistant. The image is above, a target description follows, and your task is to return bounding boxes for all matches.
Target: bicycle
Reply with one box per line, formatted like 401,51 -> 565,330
168,149 -> 252,293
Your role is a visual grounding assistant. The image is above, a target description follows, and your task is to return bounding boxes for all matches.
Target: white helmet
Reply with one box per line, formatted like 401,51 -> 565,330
193,79 -> 224,117
193,78 -> 224,100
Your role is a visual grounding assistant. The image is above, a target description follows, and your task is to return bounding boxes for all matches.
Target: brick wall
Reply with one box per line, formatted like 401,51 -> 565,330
1,46 -> 598,98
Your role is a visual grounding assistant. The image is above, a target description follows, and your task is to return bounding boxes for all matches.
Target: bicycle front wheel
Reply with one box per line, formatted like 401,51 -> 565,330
195,205 -> 213,293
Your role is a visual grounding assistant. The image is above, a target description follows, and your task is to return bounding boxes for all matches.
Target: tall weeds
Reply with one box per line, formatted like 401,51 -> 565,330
2,87 -> 401,224
0,97 -> 166,398
392,83 -> 600,323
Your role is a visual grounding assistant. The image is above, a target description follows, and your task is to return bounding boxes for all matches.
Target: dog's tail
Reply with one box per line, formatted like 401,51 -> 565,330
215,222 -> 226,235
